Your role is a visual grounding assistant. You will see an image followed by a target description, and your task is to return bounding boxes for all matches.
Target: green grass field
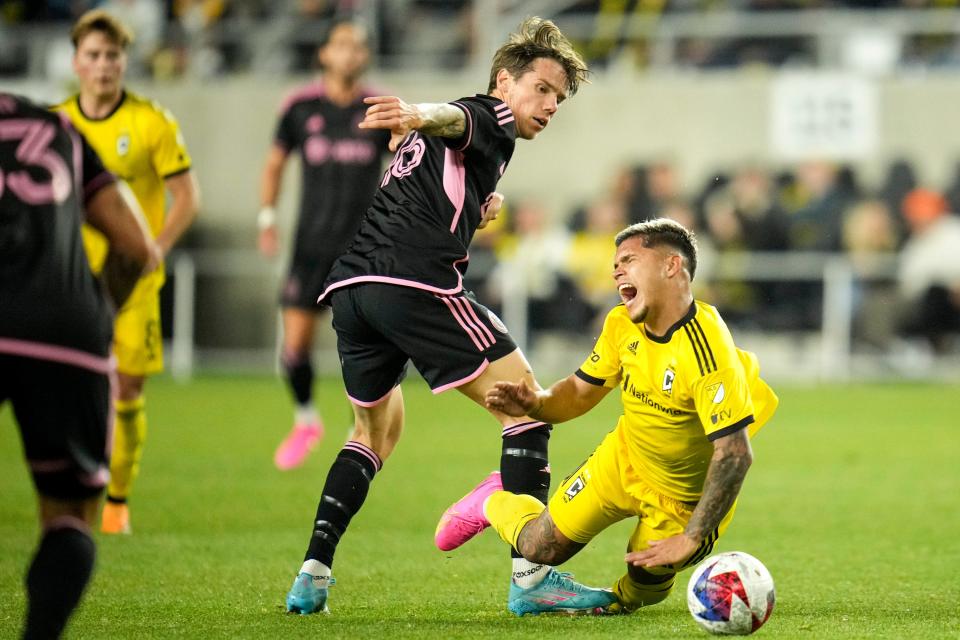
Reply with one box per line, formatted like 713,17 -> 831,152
1,376 -> 958,639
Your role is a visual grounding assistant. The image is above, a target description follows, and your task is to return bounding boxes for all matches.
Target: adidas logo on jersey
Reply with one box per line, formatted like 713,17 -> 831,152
627,340 -> 639,355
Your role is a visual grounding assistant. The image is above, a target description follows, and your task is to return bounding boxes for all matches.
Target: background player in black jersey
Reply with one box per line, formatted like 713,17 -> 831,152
283,18 -> 614,617
257,20 -> 392,470
0,93 -> 159,639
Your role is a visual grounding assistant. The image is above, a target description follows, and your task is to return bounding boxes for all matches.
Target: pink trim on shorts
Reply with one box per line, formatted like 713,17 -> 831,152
438,295 -> 485,351
431,359 -> 489,394
455,295 -> 495,344
347,385 -> 397,408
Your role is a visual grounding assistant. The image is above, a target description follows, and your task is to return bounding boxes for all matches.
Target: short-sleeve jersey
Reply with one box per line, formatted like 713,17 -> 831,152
272,82 -> 391,264
319,94 -> 516,300
577,301 -> 779,503
54,90 -> 192,292
0,93 -> 116,357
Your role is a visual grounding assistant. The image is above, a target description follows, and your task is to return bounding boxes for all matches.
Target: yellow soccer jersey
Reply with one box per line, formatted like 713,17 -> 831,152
577,300 -> 778,504
54,90 -> 192,287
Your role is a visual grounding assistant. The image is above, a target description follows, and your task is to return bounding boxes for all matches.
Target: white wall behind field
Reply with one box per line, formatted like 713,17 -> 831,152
11,71 -> 959,232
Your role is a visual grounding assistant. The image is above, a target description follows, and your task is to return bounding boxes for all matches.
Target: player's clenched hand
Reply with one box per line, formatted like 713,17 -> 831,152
625,535 -> 698,569
359,96 -> 421,151
478,192 -> 504,229
486,379 -> 538,417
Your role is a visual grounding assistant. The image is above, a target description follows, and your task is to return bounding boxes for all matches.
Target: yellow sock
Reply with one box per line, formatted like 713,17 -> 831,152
484,491 -> 545,551
611,572 -> 675,613
107,396 -> 147,500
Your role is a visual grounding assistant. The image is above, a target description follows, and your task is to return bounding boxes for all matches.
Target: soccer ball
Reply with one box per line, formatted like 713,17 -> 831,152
686,551 -> 775,635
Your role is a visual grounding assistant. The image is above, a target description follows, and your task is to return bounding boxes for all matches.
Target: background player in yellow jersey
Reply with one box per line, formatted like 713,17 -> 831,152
438,218 -> 778,615
55,9 -> 201,534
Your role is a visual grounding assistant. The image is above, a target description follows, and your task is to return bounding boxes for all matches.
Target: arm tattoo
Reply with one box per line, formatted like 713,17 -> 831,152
685,433 -> 752,542
415,103 -> 466,138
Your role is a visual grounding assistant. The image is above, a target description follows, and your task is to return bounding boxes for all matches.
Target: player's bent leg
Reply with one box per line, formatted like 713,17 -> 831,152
287,388 -> 404,614
25,496 -> 99,638
275,309 -> 324,470
608,565 -> 676,614
435,471 -> 503,551
104,374 -> 146,534
456,349 -> 558,590
509,504 -> 585,567
350,385 -> 404,461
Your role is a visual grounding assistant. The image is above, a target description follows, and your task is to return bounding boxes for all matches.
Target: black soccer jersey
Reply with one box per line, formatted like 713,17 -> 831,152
274,82 -> 391,264
319,94 -> 516,299
0,94 -> 116,358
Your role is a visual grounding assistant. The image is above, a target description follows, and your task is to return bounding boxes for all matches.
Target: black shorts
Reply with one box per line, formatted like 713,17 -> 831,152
330,283 -> 518,405
281,253 -> 338,310
0,351 -> 111,500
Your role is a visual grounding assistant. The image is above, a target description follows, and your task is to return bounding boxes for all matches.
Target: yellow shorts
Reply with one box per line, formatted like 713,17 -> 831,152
548,429 -> 736,574
113,288 -> 163,377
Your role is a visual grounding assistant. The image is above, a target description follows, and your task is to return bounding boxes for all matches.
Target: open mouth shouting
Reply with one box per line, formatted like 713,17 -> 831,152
618,282 -> 637,306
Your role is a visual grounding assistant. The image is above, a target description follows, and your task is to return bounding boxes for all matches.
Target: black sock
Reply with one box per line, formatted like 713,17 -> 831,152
282,351 -> 314,406
23,525 -> 96,640
304,442 -> 382,569
500,424 -> 551,559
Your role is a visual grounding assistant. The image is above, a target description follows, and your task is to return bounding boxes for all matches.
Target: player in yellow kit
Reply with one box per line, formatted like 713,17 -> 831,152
438,218 -> 778,615
54,9 -> 201,534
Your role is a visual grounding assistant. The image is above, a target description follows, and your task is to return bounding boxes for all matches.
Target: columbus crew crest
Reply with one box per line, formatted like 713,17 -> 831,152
116,133 -> 130,156
662,366 -> 676,396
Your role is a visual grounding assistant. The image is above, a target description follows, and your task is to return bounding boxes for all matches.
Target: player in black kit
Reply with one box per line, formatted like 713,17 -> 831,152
0,93 -> 158,639
258,20 -> 392,470
284,18 -> 615,617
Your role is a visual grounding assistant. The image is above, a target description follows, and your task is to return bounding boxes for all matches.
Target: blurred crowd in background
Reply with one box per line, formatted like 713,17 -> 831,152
3,0 -> 959,359
466,158 -> 960,355
4,0 -> 960,78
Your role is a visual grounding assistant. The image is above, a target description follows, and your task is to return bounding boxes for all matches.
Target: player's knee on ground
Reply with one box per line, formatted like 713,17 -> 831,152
612,567 -> 675,613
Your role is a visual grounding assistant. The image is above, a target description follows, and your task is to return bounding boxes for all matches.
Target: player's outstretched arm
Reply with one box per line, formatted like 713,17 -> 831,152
486,374 -> 610,424
359,96 -> 465,151
86,182 -> 161,307
626,428 -> 753,569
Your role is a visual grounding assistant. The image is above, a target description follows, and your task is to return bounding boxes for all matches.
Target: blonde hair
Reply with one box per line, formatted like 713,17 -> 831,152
71,9 -> 134,49
487,17 -> 589,96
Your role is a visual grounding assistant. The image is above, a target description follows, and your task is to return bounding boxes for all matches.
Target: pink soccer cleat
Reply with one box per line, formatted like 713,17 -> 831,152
274,422 -> 324,470
435,471 -> 502,551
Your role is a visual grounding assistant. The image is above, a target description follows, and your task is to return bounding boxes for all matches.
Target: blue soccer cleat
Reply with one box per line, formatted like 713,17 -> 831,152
508,569 -> 617,616
286,572 -> 335,615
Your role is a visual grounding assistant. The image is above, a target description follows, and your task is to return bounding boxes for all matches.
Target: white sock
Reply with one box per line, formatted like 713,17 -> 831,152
300,559 -> 330,578
295,405 -> 319,426
512,558 -> 549,588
